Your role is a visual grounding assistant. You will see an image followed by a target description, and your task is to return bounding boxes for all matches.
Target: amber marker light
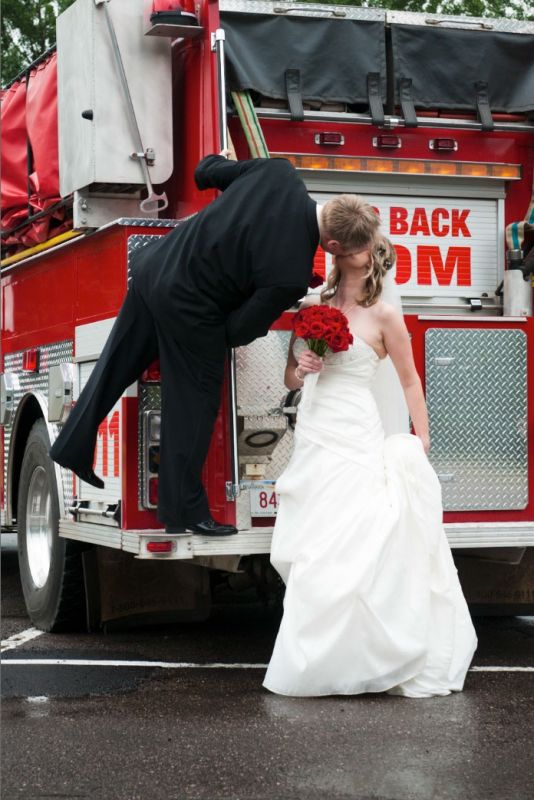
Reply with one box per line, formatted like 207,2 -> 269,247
272,153 -> 522,180
428,162 -> 458,176
492,164 -> 522,179
403,160 -> 426,174
460,162 -> 489,177
366,159 -> 393,172
338,157 -> 362,170
307,156 -> 330,170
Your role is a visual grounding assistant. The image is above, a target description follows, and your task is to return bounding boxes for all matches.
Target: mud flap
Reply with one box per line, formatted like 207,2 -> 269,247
82,546 -> 211,631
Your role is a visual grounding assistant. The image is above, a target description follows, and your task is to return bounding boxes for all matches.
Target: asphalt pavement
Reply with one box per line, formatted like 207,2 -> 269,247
2,534 -> 534,800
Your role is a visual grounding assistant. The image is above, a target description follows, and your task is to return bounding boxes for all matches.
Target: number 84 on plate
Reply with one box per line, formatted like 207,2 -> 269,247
249,486 -> 279,517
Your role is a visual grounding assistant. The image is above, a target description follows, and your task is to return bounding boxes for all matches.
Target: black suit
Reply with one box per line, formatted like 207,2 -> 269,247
50,156 -> 319,526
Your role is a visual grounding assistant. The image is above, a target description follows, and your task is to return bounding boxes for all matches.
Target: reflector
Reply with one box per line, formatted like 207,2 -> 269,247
430,138 -> 458,152
22,349 -> 39,372
373,135 -> 402,149
315,132 -> 345,146
148,414 -> 161,443
147,540 -> 174,554
148,477 -> 159,505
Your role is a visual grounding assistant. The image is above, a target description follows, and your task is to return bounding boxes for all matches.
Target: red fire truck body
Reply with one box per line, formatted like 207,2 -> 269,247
2,0 -> 534,629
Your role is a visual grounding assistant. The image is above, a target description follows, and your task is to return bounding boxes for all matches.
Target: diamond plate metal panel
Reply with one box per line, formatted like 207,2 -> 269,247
235,330 -> 295,528
117,218 -> 186,227
426,328 -> 527,511
387,10 -> 534,34
4,341 -> 74,520
127,234 -> 164,260
220,1 -> 384,21
236,329 -> 291,413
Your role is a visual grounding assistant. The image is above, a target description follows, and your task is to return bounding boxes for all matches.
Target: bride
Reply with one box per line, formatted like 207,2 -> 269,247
263,235 -> 478,698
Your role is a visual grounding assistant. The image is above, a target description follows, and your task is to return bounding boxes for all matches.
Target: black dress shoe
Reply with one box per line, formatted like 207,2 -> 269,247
186,519 -> 238,536
49,449 -> 105,490
75,467 -> 105,490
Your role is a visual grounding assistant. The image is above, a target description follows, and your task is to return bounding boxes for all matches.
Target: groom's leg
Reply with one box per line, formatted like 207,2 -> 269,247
50,281 -> 159,474
155,335 -> 225,527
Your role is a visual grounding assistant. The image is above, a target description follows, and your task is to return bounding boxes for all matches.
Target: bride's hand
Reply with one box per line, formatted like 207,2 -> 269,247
298,349 -> 324,375
418,434 -> 430,455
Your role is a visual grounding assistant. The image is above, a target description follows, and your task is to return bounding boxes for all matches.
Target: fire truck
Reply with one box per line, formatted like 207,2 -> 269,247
2,0 -> 534,631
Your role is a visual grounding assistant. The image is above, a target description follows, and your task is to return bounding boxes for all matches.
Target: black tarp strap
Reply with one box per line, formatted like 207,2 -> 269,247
475,81 -> 494,132
367,72 -> 384,127
399,78 -> 417,128
285,69 -> 305,122
399,77 -> 417,128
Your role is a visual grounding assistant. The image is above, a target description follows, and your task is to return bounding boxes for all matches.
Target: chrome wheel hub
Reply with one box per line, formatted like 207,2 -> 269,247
26,466 -> 53,588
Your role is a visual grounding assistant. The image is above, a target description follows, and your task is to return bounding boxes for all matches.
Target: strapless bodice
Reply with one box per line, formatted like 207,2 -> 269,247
292,336 -> 385,468
293,335 -> 380,389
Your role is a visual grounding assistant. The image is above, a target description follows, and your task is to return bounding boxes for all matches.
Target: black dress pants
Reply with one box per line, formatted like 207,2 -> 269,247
50,280 -> 226,526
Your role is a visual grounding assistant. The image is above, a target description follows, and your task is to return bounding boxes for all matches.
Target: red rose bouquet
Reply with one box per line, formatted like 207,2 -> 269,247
293,305 -> 354,408
293,304 -> 354,355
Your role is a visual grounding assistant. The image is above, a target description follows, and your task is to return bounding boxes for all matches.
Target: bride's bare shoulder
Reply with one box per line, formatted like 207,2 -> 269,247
375,300 -> 408,341
375,299 -> 401,322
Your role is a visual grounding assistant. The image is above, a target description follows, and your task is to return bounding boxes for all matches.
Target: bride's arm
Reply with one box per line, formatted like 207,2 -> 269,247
381,305 -> 430,453
284,294 -> 323,390
284,332 -> 302,390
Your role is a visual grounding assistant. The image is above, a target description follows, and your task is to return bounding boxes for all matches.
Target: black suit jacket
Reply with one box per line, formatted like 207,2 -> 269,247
131,155 -> 319,355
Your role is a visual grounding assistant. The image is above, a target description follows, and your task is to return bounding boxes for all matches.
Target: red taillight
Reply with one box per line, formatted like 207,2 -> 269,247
152,0 -> 196,15
22,349 -> 39,372
147,540 -> 174,554
153,1 -> 193,11
141,360 -> 161,383
148,477 -> 159,505
373,135 -> 402,150
315,132 -> 345,146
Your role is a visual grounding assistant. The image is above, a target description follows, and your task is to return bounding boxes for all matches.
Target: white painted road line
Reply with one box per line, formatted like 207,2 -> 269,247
1,659 -> 269,669
0,628 -> 45,653
1,659 -> 533,672
470,666 -> 534,672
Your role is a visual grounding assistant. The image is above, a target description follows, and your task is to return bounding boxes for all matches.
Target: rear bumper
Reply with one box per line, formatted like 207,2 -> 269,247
58,519 -> 534,560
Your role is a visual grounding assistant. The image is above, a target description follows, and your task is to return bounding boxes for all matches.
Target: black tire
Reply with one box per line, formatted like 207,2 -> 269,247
17,419 -> 88,632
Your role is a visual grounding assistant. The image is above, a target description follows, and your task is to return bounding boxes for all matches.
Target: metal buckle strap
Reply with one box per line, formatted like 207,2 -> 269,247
367,73 -> 384,128
285,68 -> 305,122
399,77 -> 417,128
475,81 -> 494,132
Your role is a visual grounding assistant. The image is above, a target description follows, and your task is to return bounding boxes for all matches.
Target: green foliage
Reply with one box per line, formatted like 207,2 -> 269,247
1,0 -> 74,86
1,0 -> 531,86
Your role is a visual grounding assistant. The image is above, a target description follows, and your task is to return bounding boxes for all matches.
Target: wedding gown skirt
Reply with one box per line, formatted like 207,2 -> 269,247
263,337 -> 477,698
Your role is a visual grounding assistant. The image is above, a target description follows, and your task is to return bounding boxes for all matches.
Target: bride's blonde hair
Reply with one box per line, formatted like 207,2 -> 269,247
320,235 -> 396,308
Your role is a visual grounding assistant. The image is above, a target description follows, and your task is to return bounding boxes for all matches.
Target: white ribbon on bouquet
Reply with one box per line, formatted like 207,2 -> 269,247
299,369 -> 320,411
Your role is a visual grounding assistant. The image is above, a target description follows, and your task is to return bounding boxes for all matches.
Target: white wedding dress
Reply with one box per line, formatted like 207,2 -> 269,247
263,336 -> 478,698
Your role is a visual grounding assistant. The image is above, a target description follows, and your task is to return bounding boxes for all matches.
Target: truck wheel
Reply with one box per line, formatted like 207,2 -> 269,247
17,419 -> 87,632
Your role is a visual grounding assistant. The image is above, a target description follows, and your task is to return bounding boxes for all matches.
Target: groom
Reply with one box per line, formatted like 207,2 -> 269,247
50,154 -> 380,535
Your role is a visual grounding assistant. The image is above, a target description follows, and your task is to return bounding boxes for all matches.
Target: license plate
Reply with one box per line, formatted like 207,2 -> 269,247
249,486 -> 279,517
